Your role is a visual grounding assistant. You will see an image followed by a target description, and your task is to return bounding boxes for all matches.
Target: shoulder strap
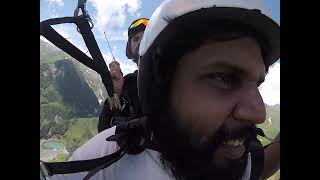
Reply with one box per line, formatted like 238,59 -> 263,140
249,128 -> 265,180
41,148 -> 123,176
249,139 -> 265,180
83,150 -> 125,180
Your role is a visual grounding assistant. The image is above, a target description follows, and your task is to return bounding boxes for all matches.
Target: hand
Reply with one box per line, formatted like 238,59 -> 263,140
109,61 -> 124,97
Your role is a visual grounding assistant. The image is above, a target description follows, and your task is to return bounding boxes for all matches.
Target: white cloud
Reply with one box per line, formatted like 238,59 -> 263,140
107,31 -> 129,42
47,7 -> 58,18
122,31 -> 128,37
126,0 -> 142,15
47,0 -> 64,7
53,26 -> 70,39
109,35 -> 128,41
119,61 -> 137,75
102,52 -> 114,64
46,0 -> 64,18
102,52 -> 137,75
259,62 -> 280,105
89,0 -> 142,34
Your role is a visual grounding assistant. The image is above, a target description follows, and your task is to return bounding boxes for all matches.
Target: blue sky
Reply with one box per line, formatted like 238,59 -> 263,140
40,0 -> 280,105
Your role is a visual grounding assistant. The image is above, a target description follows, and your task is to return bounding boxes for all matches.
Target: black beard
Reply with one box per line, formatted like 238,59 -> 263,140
150,108 -> 257,180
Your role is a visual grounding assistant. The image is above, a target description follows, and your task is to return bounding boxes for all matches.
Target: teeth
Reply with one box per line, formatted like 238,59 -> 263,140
224,139 -> 244,146
239,139 -> 244,145
234,139 -> 240,146
229,139 -> 235,145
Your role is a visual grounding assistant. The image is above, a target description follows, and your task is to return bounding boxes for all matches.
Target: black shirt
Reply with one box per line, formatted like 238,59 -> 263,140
98,70 -> 141,132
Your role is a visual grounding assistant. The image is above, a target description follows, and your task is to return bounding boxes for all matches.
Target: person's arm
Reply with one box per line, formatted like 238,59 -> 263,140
98,61 -> 125,133
262,133 -> 280,179
109,61 -> 124,97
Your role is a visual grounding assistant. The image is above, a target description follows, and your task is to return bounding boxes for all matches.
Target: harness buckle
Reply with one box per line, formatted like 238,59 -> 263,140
74,2 -> 94,32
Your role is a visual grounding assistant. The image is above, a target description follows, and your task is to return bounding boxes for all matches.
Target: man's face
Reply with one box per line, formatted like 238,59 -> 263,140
130,31 -> 144,63
158,36 -> 266,180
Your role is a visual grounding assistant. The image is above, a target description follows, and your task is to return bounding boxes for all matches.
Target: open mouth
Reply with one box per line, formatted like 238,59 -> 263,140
217,137 -> 246,160
208,125 -> 256,161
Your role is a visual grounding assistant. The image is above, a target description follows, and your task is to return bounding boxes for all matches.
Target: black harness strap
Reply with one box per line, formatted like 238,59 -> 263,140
41,16 -> 77,26
249,139 -> 265,180
42,149 -> 123,176
40,19 -> 97,71
76,17 -> 114,95
83,151 -> 125,180
40,16 -> 115,96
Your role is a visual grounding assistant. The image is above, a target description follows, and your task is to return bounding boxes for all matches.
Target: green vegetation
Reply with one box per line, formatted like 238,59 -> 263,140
274,170 -> 280,180
41,85 -> 63,102
40,39 -> 71,64
42,117 -> 98,150
41,118 -> 98,162
40,42 -> 100,140
41,102 -> 72,120
40,101 -> 73,139
41,54 -> 70,64
49,153 -> 69,162
40,39 -> 102,164
63,118 -> 98,149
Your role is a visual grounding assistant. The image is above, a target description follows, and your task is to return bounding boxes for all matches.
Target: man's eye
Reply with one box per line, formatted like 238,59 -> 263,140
204,73 -> 240,90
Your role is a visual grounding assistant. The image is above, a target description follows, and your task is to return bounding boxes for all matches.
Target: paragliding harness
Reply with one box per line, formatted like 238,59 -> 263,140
39,1 -> 279,179
40,116 -> 158,180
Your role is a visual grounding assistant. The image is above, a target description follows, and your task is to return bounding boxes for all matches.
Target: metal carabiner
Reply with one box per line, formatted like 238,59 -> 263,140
73,3 -> 94,33
74,0 -> 88,17
76,15 -> 94,33
74,0 -> 94,33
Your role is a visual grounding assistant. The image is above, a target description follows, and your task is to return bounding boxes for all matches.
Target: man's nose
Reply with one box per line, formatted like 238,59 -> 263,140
232,86 -> 266,124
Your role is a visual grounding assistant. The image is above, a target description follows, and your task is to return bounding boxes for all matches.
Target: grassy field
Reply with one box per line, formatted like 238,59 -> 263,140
62,117 -> 98,149
40,52 -> 70,64
42,117 -> 98,163
48,153 -> 69,162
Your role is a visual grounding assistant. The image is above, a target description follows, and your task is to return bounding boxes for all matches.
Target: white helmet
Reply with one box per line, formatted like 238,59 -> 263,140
138,0 -> 280,115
